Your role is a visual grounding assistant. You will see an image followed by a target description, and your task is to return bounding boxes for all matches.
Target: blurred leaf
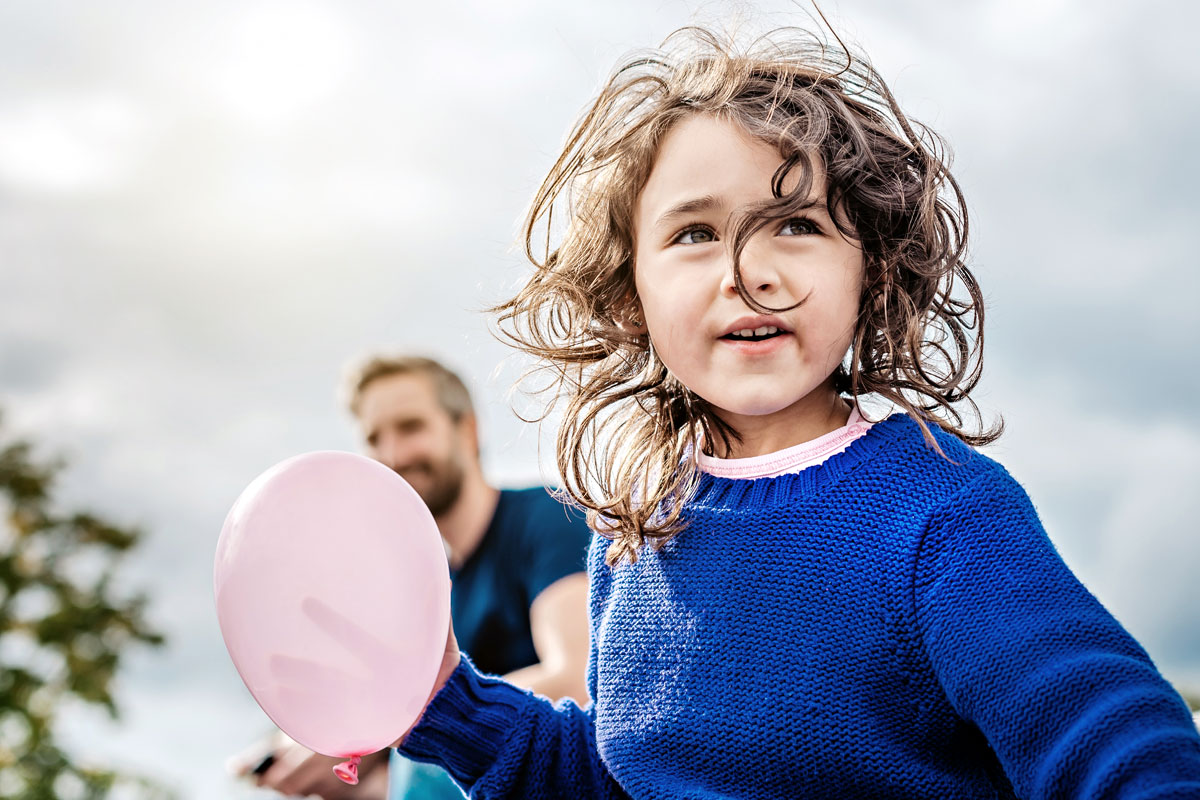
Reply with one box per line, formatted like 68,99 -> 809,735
0,413 -> 175,799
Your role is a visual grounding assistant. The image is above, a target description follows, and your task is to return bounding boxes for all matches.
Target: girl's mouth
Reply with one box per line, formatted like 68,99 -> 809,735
719,325 -> 787,343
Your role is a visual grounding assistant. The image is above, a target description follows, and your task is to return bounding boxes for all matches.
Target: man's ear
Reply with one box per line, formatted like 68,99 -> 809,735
457,413 -> 482,459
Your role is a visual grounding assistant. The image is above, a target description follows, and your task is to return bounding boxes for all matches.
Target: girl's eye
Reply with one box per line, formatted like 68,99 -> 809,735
673,225 -> 716,245
779,217 -> 819,236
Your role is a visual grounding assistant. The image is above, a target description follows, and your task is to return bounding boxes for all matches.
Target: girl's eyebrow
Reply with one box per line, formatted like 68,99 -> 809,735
801,199 -> 832,217
654,194 -> 832,231
654,194 -> 722,229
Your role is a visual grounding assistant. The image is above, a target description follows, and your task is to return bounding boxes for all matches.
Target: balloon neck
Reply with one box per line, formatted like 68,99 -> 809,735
332,755 -> 361,785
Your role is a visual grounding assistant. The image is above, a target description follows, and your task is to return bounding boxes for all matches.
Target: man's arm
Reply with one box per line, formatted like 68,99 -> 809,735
502,572 -> 590,704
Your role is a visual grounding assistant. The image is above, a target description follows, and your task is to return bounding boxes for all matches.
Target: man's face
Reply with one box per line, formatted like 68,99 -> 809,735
356,373 -> 469,516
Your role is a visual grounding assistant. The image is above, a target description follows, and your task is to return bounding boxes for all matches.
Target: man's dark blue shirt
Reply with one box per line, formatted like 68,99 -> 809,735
450,486 -> 591,677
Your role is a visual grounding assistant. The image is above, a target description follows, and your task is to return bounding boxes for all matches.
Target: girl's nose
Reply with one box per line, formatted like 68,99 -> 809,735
721,242 -> 781,299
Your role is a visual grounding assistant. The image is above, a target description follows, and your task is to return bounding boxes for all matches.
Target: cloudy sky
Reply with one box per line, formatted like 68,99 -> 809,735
2,0 -> 1197,796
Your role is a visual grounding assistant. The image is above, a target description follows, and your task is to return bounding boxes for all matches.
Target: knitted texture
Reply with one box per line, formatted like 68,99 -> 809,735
401,414 -> 1200,798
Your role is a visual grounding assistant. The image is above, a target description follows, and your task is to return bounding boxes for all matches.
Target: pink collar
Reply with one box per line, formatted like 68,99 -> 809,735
697,406 -> 874,479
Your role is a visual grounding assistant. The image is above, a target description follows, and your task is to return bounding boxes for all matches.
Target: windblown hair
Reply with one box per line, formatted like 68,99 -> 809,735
494,25 -> 1000,565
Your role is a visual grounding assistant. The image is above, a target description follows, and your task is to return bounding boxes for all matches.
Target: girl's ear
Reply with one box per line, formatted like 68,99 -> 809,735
868,260 -> 892,315
613,266 -> 648,336
615,300 -> 649,336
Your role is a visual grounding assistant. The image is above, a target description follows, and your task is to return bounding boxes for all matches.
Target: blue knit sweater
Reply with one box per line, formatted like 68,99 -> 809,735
401,414 -> 1200,798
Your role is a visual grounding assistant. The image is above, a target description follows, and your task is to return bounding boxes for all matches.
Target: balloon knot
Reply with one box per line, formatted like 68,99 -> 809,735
332,755 -> 362,785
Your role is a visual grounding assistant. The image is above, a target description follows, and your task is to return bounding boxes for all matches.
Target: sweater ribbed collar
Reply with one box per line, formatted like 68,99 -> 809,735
688,413 -> 918,512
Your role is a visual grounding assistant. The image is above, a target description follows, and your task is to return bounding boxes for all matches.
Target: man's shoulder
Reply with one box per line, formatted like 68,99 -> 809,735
495,486 -> 591,540
499,484 -> 559,506
497,485 -> 568,518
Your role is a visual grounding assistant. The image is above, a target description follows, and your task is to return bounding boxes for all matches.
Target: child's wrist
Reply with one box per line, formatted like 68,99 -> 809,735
434,652 -> 462,698
390,651 -> 462,748
397,655 -> 533,786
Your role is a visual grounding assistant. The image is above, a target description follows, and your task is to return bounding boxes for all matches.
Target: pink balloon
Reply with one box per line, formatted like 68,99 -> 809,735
214,451 -> 450,760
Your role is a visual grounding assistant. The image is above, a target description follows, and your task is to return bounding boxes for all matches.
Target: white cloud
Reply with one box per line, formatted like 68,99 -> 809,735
0,93 -> 151,194
200,1 -> 362,133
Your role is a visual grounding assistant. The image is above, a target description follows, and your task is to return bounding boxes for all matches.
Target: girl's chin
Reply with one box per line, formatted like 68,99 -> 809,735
709,397 -> 805,421
707,387 -> 839,423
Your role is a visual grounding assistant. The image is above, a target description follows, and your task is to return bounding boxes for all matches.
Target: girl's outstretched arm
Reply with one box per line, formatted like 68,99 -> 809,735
915,463 -> 1200,798
397,654 -> 628,800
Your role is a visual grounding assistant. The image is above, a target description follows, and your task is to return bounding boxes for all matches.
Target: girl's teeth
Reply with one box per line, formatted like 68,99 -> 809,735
731,326 -> 780,338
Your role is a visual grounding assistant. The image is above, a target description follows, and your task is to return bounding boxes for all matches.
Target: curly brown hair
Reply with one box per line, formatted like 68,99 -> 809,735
494,25 -> 1001,566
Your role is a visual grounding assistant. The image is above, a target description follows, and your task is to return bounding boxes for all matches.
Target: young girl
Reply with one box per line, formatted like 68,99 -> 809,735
394,25 -> 1200,798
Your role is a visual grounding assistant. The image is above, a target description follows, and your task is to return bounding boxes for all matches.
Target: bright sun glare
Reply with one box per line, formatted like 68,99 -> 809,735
208,2 -> 359,131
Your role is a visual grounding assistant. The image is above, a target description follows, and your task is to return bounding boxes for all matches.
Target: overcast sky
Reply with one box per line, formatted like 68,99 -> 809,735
2,0 -> 1197,797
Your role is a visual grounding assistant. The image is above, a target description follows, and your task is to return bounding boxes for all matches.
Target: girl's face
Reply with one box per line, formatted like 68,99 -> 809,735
632,114 -> 865,455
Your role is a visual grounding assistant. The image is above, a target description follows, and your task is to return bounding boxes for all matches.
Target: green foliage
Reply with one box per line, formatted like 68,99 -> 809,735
0,416 -> 174,799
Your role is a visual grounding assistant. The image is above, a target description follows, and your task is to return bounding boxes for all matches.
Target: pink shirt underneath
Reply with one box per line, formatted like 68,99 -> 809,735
696,406 -> 874,479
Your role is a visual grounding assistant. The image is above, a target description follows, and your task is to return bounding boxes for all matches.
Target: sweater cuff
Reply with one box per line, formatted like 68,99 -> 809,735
398,654 -> 530,785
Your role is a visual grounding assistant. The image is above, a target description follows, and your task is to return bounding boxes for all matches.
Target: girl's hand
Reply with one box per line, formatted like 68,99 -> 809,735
391,617 -> 460,747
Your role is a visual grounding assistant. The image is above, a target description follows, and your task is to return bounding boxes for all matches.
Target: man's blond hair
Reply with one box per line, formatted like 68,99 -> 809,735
344,355 -> 474,421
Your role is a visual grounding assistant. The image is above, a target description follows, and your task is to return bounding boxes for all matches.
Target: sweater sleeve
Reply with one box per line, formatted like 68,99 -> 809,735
913,464 -> 1200,798
397,654 -> 628,800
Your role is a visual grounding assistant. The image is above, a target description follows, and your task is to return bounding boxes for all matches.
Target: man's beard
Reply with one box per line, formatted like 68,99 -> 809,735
399,454 -> 465,517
